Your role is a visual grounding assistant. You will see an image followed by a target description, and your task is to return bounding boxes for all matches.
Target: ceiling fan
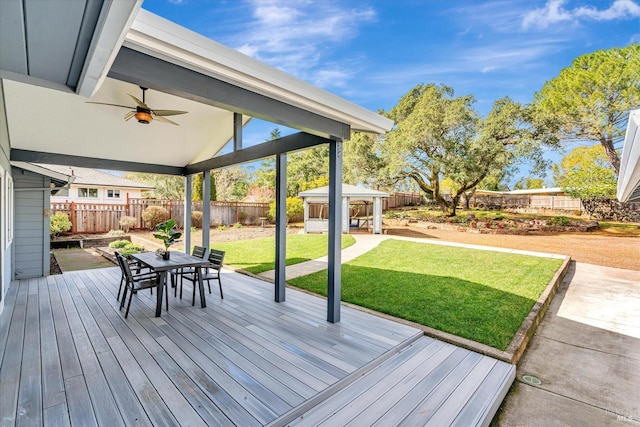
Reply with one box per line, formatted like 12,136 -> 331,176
87,87 -> 188,125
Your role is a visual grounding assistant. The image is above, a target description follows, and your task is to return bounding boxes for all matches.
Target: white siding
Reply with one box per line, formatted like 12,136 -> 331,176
51,185 -> 146,204
0,82 -> 13,314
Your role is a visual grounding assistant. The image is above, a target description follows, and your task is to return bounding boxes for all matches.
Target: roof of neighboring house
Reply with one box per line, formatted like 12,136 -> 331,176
476,187 -> 564,196
36,164 -> 153,189
299,183 -> 389,199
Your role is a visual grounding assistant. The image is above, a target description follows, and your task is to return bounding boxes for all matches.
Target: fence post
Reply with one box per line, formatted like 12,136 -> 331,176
70,201 -> 76,234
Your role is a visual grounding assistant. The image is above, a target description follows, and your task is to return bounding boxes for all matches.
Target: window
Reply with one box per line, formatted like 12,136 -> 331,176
78,187 -> 98,198
107,189 -> 120,198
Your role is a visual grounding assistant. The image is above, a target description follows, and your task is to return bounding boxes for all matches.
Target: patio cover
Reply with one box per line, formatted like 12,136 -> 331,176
617,109 -> 640,202
299,183 -> 389,234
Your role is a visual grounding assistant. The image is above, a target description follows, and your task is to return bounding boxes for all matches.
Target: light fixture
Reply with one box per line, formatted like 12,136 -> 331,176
135,107 -> 152,124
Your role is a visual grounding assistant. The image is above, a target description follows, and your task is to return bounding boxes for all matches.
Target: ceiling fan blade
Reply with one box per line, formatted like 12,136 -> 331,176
128,94 -> 150,110
86,101 -> 133,109
124,111 -> 136,121
152,114 -> 180,125
151,109 -> 188,117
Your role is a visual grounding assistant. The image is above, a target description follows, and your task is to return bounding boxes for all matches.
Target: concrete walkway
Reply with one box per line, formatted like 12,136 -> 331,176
494,262 -> 640,426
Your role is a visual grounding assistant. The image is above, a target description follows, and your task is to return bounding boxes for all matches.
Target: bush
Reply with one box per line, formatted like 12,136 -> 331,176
217,225 -> 227,231
191,211 -> 203,228
50,212 -> 72,237
268,197 -> 304,223
233,222 -> 242,228
119,243 -> 145,258
107,229 -> 125,236
109,240 -> 131,249
119,216 -> 136,232
237,211 -> 248,224
550,216 -> 571,226
141,206 -> 170,229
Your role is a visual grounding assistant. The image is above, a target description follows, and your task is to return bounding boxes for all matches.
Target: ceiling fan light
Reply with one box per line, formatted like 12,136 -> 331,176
135,111 -> 152,124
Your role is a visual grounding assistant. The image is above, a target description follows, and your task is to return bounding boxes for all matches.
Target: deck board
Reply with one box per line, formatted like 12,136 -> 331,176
0,266 -> 512,426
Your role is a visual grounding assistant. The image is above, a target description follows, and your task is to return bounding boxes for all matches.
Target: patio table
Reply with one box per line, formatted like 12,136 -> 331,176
130,251 -> 211,317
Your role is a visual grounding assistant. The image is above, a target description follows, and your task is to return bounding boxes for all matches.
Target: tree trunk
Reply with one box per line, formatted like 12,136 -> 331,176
601,137 -> 621,174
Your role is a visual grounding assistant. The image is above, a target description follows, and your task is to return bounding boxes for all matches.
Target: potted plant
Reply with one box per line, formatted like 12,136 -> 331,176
153,219 -> 182,260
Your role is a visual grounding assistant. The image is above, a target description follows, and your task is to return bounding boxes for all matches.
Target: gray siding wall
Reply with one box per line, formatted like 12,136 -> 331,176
0,81 -> 12,311
12,168 -> 49,279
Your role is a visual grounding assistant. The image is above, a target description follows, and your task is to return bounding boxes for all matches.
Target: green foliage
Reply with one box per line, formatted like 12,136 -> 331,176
217,225 -> 227,231
191,211 -> 203,228
152,219 -> 182,250
193,172 -> 217,201
118,216 -> 136,232
549,216 -> 571,226
513,177 -> 545,190
125,173 -> 184,199
343,131 -> 388,188
50,212 -> 72,236
118,243 -> 145,258
553,145 -> 617,201
289,239 -> 563,350
107,229 -> 125,236
214,166 -> 250,201
268,197 -> 304,222
108,240 -> 131,249
533,44 -> 640,173
384,84 -> 549,216
233,222 -> 243,228
141,206 -> 170,229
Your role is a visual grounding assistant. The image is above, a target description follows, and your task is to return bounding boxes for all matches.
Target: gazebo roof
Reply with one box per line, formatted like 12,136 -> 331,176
299,183 -> 389,200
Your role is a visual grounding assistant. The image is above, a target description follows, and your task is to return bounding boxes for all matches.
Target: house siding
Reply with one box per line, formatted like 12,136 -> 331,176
12,168 -> 49,279
51,185 -> 147,204
0,81 -> 13,314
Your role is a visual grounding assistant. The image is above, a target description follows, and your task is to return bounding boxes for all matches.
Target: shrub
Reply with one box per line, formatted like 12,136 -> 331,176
237,211 -> 248,224
233,222 -> 242,228
107,229 -> 125,236
191,211 -> 203,228
550,216 -> 571,226
119,243 -> 145,258
119,216 -> 136,232
141,206 -> 170,229
109,240 -> 131,249
268,197 -> 304,223
50,212 -> 72,237
217,225 -> 227,231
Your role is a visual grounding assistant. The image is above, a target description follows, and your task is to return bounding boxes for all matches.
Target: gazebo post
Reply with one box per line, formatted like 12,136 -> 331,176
183,174 -> 192,254
202,170 -> 211,251
275,153 -> 287,302
342,196 -> 350,234
303,198 -> 309,234
373,196 -> 382,234
327,140 -> 343,323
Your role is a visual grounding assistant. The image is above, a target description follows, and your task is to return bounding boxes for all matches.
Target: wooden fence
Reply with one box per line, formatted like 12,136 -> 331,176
468,194 -> 584,211
51,199 -> 269,234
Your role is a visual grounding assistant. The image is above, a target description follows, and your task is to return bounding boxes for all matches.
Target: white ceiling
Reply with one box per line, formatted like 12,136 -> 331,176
4,77 -> 248,169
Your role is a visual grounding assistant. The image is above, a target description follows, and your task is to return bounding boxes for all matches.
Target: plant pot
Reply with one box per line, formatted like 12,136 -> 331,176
162,251 -> 170,260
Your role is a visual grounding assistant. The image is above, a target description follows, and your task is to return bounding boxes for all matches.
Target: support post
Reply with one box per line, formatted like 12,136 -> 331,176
373,197 -> 382,234
303,198 -> 309,234
275,154 -> 287,302
184,175 -> 192,254
327,140 -> 343,323
342,196 -> 350,233
233,113 -> 243,151
203,170 -> 211,252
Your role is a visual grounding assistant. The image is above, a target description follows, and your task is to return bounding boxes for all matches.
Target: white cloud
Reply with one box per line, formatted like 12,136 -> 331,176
227,0 -> 376,88
522,0 -> 640,30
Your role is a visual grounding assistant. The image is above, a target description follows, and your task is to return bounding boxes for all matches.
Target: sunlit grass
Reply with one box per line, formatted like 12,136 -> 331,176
213,234 -> 355,274
289,239 -> 563,350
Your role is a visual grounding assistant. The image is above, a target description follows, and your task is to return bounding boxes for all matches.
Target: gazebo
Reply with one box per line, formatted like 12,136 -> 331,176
299,183 -> 389,234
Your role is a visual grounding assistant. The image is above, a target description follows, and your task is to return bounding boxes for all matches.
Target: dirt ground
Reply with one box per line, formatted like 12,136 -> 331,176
127,223 -> 640,271
386,226 -> 640,271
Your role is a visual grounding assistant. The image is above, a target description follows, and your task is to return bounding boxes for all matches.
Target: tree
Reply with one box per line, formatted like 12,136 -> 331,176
533,44 -> 640,174
385,84 -> 549,215
513,176 -> 545,190
192,172 -> 217,201
214,166 -> 250,201
343,131 -> 387,189
553,145 -> 617,204
125,173 -> 184,199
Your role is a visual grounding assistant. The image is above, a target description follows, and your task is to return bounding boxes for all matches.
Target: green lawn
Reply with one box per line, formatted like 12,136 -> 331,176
213,234 -> 355,274
289,240 -> 563,350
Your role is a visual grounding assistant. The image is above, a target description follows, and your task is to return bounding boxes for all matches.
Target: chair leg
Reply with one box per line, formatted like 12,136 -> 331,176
165,283 -> 169,311
207,280 -> 211,294
218,277 -> 223,299
179,275 -> 184,300
117,275 -> 124,301
125,289 -> 134,318
120,285 -> 128,310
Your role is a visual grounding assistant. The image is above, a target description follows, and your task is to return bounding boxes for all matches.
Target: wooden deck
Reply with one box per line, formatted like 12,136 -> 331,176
0,267 -> 514,426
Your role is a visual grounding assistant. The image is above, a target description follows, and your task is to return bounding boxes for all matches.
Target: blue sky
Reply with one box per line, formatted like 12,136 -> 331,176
143,0 -> 640,184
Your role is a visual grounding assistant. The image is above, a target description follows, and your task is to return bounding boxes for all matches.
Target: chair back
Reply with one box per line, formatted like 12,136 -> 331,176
192,246 -> 206,259
208,249 -> 225,270
115,252 -> 134,281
